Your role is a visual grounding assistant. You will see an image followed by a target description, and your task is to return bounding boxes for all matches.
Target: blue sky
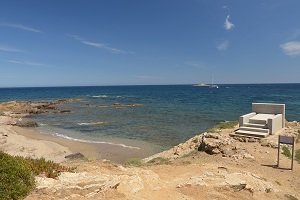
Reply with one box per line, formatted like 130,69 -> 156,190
0,0 -> 300,87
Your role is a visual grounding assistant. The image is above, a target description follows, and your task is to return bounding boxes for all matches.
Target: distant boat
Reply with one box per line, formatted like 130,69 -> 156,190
192,83 -> 210,87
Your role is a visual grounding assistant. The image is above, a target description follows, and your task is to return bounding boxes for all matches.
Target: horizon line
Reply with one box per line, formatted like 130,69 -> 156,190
0,82 -> 299,89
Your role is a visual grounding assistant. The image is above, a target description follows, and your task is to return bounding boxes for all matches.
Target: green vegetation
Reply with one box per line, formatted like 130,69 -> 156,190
0,151 -> 75,200
295,149 -> 300,164
282,146 -> 292,158
180,150 -> 197,158
124,158 -> 143,167
22,157 -> 75,178
147,157 -> 170,165
0,152 -> 35,200
207,121 -> 238,133
281,146 -> 300,164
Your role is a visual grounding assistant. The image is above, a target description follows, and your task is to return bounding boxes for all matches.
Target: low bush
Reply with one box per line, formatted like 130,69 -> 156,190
295,149 -> 300,164
0,151 -> 75,200
207,121 -> 238,132
21,157 -> 75,178
0,152 -> 35,200
147,157 -> 170,165
124,158 -> 143,167
282,146 -> 292,158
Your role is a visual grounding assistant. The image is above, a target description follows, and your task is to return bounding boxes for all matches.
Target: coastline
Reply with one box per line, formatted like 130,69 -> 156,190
1,125 -> 157,163
1,100 -> 300,199
0,100 -> 158,163
0,125 -> 70,163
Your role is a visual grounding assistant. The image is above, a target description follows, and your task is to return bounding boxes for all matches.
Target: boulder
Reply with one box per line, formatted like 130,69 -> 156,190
59,110 -> 71,113
198,133 -> 235,155
65,152 -> 85,160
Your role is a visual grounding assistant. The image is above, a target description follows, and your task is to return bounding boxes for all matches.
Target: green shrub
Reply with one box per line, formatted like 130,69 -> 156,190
147,157 -> 170,165
124,158 -> 143,167
181,150 -> 197,158
282,146 -> 292,158
207,121 -> 238,132
295,149 -> 300,164
0,152 -> 35,200
21,157 -> 75,178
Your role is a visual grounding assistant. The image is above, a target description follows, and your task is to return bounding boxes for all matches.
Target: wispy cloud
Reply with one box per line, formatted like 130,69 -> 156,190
7,60 -> 45,67
0,45 -> 23,53
217,40 -> 229,51
0,23 -> 41,33
68,34 -> 133,54
280,41 -> 300,56
224,15 -> 234,31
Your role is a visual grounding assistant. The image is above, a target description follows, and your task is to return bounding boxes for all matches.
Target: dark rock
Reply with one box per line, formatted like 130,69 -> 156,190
248,138 -> 257,143
59,110 -> 71,113
65,152 -> 85,160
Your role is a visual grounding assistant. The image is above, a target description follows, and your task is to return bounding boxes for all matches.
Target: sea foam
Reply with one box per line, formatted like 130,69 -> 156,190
77,121 -> 107,126
53,132 -> 140,149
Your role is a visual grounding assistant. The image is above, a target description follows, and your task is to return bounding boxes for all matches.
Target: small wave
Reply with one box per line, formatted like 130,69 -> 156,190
92,95 -> 109,98
39,123 -> 48,126
89,95 -> 130,99
53,133 -> 140,149
78,122 -> 107,126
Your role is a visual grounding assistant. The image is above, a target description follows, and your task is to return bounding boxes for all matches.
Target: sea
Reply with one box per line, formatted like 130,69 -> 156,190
0,84 -> 299,151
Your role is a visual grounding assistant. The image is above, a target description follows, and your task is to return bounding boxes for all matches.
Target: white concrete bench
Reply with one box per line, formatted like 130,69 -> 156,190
237,103 -> 285,136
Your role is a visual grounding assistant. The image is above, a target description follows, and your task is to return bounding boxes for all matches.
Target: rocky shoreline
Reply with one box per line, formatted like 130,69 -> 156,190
0,99 -> 79,127
24,119 -> 300,200
0,100 -> 300,199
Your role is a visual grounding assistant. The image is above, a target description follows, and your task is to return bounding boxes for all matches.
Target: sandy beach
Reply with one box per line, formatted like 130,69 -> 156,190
0,100 -> 157,163
0,125 -> 70,163
0,124 -> 157,163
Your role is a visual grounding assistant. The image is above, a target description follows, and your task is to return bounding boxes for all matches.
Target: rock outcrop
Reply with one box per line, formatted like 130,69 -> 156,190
176,170 -> 275,194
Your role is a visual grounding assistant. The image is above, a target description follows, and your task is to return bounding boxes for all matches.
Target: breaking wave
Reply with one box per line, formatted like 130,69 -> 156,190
53,132 -> 140,149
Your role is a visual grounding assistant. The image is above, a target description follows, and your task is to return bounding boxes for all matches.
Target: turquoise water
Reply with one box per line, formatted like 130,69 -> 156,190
0,84 -> 299,149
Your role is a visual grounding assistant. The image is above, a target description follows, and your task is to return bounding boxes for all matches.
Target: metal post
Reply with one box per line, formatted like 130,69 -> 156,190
291,137 -> 294,170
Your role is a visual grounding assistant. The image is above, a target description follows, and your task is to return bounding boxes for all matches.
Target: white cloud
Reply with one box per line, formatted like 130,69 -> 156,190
7,60 -> 45,67
280,41 -> 300,56
0,23 -> 41,33
217,40 -> 229,51
68,34 -> 133,54
224,15 -> 234,30
0,45 -> 23,53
